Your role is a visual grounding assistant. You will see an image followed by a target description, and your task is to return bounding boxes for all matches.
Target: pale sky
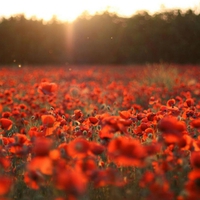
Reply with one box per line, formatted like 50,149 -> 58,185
0,0 -> 200,22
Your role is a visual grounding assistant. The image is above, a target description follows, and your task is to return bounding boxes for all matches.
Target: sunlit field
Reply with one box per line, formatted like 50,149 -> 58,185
0,64 -> 200,200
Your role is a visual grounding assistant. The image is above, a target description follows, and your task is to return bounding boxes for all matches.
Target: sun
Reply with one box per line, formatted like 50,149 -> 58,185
21,0 -> 111,22
22,0 -> 86,22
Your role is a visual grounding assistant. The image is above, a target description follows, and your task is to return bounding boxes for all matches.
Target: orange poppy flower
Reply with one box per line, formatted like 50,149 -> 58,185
41,115 -> 55,128
119,110 -> 131,119
0,118 -> 12,131
47,121 -> 60,136
49,149 -> 60,160
118,118 -> 132,126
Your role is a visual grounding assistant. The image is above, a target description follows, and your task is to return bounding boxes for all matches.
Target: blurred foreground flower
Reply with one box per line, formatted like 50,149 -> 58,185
158,116 -> 186,143
108,136 -> 146,166
0,176 -> 13,195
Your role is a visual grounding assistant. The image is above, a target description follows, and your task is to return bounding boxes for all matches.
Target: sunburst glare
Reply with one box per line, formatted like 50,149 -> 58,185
0,0 -> 199,22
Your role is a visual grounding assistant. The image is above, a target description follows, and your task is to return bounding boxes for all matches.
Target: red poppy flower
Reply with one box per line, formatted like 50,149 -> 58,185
140,122 -> 150,131
190,151 -> 200,168
185,98 -> 194,107
73,110 -> 82,120
38,82 -> 57,95
139,171 -> 155,187
191,119 -> 200,129
24,170 -> 44,190
108,137 -> 146,166
89,142 -> 105,155
158,116 -> 186,143
55,169 -> 87,196
158,116 -> 186,133
32,137 -> 53,157
8,133 -> 30,156
145,142 -> 161,155
178,134 -> 193,150
12,108 -> 20,117
0,157 -> 11,169
149,96 -> 158,105
0,104 -> 2,114
28,127 -> 44,138
93,168 -> 125,187
145,127 -> 154,134
0,118 -> 12,131
13,133 -> 28,145
167,99 -> 176,107
148,181 -> 174,200
41,115 -> 55,128
0,176 -> 12,195
88,117 -> 98,124
147,113 -> 156,121
137,113 -> 146,120
75,158 -> 97,179
68,138 -> 90,158
99,125 -> 114,140
186,169 -> 200,198
27,156 -> 53,175
1,112 -> 12,118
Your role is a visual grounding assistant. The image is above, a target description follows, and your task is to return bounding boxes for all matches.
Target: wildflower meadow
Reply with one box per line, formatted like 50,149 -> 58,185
0,64 -> 200,200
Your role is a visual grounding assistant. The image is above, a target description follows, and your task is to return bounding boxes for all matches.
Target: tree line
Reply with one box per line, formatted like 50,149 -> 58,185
0,9 -> 200,65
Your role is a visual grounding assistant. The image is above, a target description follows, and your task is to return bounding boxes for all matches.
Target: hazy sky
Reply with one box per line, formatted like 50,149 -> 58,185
0,0 -> 200,21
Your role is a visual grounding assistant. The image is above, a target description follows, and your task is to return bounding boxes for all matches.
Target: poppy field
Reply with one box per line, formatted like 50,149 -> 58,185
1,64 -> 200,200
